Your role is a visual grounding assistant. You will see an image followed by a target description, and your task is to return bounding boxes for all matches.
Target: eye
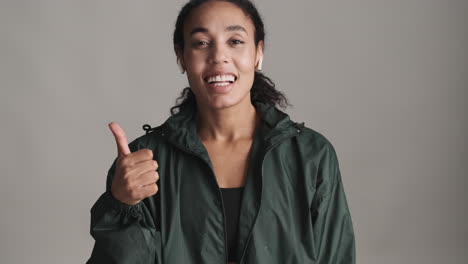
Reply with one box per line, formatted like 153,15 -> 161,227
231,39 -> 244,45
194,41 -> 209,47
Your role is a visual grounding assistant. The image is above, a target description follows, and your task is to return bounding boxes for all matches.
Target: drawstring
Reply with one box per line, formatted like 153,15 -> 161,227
142,124 -> 156,135
294,122 -> 305,131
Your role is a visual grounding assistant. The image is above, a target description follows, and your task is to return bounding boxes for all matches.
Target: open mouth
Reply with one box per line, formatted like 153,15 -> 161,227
204,76 -> 238,86
203,75 -> 238,93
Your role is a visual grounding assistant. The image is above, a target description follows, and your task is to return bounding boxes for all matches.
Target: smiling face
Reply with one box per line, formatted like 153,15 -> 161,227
176,0 -> 263,111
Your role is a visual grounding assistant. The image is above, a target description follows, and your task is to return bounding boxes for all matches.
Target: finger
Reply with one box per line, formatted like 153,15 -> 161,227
131,159 -> 158,176
137,170 -> 159,186
108,122 -> 131,157
127,149 -> 154,165
141,182 -> 158,197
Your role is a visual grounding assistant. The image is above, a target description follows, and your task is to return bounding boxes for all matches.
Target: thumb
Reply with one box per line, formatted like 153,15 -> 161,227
108,122 -> 131,157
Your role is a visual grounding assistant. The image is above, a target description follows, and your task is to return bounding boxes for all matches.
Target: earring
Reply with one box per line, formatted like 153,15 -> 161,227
177,59 -> 185,74
256,56 -> 263,71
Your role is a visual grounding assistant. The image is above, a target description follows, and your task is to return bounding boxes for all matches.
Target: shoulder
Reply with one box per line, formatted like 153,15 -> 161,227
296,125 -> 342,195
295,125 -> 339,163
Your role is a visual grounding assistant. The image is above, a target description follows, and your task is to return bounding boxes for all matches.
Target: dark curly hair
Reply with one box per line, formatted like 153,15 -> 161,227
170,0 -> 291,115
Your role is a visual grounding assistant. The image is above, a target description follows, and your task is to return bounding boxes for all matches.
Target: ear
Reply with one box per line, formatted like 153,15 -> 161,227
255,40 -> 264,68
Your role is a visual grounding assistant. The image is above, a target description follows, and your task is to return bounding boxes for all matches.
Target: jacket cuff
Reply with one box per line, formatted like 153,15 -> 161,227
104,191 -> 143,219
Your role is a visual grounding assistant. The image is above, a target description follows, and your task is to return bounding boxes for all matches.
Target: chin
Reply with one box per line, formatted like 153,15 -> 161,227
193,81 -> 252,110
209,93 -> 251,111
205,98 -> 239,110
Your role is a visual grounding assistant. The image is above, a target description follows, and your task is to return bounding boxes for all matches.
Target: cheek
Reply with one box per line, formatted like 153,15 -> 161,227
184,48 -> 205,67
237,50 -> 257,72
185,54 -> 203,71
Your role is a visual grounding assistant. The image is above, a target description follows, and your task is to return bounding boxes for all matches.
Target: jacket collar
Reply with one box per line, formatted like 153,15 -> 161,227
161,99 -> 303,157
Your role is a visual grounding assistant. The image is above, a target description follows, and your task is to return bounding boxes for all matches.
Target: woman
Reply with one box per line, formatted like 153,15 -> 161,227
87,0 -> 356,263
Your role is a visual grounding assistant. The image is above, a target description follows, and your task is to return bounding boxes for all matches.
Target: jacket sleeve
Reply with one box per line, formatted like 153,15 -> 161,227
310,141 -> 356,264
86,146 -> 161,264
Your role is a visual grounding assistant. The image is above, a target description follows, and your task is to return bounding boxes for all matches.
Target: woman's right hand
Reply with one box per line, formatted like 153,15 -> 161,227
108,122 -> 159,206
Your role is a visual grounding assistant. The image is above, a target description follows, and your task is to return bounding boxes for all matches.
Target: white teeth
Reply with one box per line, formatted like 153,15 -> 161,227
213,82 -> 230,87
207,75 -> 235,83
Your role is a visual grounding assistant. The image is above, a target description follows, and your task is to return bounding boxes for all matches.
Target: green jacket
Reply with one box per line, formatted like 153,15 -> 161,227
87,100 -> 356,264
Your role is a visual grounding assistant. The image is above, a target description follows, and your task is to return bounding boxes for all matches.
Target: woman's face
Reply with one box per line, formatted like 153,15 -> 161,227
178,0 -> 263,110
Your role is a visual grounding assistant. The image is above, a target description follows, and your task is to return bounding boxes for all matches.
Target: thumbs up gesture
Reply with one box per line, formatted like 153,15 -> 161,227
108,122 -> 159,206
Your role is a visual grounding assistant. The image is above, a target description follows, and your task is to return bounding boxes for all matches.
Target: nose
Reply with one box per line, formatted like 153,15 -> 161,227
208,42 -> 229,64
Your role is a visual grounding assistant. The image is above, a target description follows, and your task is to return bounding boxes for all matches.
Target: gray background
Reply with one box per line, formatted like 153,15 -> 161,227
1,0 -> 467,263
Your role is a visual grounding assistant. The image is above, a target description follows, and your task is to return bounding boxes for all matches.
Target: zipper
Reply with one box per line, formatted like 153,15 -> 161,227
218,175 -> 229,264
163,134 -> 229,264
238,129 -> 301,263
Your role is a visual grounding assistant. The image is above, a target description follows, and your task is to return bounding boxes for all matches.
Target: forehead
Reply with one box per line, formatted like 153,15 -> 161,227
184,1 -> 254,36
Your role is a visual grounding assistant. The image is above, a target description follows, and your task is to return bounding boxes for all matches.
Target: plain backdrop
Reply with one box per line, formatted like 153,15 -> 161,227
1,0 -> 467,263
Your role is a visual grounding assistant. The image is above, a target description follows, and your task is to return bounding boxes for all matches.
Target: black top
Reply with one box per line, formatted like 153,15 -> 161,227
220,187 -> 245,262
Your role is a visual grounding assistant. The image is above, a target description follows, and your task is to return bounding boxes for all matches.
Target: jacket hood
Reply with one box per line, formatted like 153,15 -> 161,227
159,100 -> 304,155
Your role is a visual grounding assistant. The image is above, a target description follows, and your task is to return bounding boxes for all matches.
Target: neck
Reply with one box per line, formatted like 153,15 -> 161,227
195,99 -> 259,143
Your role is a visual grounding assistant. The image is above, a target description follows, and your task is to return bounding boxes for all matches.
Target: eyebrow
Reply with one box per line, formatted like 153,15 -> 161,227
190,25 -> 248,36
